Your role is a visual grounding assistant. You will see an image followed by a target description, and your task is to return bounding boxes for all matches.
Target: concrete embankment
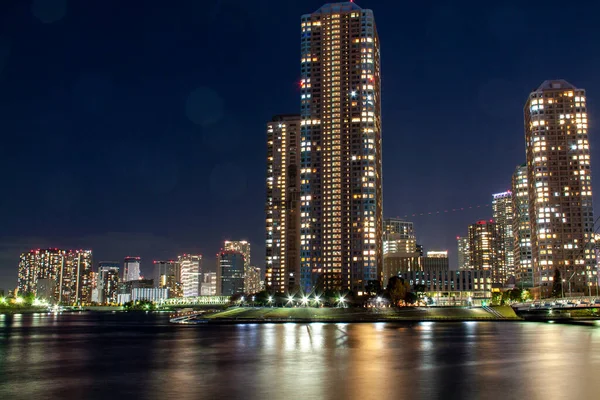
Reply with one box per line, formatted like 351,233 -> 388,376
173,306 -> 522,324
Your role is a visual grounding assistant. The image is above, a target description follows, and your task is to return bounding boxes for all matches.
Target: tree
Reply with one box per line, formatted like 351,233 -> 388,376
491,292 -> 502,306
386,276 -> 410,306
508,288 -> 522,303
551,269 -> 562,298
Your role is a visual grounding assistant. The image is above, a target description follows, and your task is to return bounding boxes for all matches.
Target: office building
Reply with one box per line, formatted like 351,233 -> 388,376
97,262 -> 120,304
457,237 -> 470,270
265,115 -> 302,294
525,80 -> 596,296
17,248 -> 93,304
154,260 -> 182,298
224,241 -> 252,291
423,251 -> 449,270
178,254 -> 201,297
492,191 -> 514,281
200,272 -> 217,296
217,251 -> 245,296
123,257 -> 141,282
299,2 -> 383,294
468,221 -> 503,284
512,164 -> 533,287
383,218 -> 416,255
398,268 -> 492,306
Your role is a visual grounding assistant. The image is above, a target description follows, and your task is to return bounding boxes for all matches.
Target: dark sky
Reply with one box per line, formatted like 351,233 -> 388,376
1,0 -> 600,290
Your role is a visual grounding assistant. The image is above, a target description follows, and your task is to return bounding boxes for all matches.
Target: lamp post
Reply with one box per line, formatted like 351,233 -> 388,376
562,279 -> 565,299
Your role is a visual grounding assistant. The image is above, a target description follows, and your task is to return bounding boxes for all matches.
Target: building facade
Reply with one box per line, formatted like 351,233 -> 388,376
17,248 -> 93,304
524,80 -> 596,296
178,254 -> 201,297
200,272 -> 217,296
245,266 -> 262,294
383,218 -> 416,255
224,241 -> 252,292
299,2 -> 383,294
492,191 -> 514,281
265,115 -> 302,293
154,260 -> 182,298
468,221 -> 503,284
512,164 -> 533,287
217,251 -> 245,296
457,237 -> 470,270
398,268 -> 492,305
97,262 -> 120,304
123,257 -> 141,282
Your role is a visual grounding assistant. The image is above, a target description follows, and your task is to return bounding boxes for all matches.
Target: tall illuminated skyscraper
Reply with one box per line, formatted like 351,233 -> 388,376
216,251 -> 245,296
492,191 -> 514,282
457,237 -> 470,270
512,164 -> 533,287
178,254 -> 201,297
265,115 -> 301,293
224,240 -> 252,291
299,2 -> 383,293
524,80 -> 596,296
97,262 -> 120,304
468,221 -> 503,284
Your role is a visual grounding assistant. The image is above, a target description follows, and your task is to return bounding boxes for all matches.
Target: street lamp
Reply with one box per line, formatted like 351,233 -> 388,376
301,296 -> 309,306
268,296 -> 273,307
562,279 -> 566,298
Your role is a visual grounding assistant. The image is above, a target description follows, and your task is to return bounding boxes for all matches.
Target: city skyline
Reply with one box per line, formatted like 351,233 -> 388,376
2,1 -> 600,291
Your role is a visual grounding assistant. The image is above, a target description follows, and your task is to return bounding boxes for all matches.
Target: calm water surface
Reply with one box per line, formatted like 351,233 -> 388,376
1,312 -> 599,399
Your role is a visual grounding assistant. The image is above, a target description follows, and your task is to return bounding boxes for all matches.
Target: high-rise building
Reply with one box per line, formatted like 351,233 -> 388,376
524,80 -> 596,296
492,191 -> 514,282
97,262 -> 120,305
300,2 -> 383,294
468,221 -> 503,284
383,218 -> 416,255
216,251 -> 245,296
457,237 -> 470,270
224,241 -> 252,292
178,254 -> 201,297
123,257 -> 141,282
154,260 -> 181,298
265,115 -> 302,294
200,272 -> 217,296
17,248 -> 93,304
512,164 -> 533,287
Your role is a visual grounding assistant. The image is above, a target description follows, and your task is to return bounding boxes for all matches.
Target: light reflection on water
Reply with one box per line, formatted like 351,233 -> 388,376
1,313 -> 600,399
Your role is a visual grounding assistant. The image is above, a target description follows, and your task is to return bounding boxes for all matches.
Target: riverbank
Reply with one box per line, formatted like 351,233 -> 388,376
174,306 -> 523,324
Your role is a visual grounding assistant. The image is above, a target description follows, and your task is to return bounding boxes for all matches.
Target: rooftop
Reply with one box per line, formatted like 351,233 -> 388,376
313,2 -> 362,14
535,79 -> 577,91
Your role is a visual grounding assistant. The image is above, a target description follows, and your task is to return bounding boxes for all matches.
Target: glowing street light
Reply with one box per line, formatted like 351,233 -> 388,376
268,296 -> 273,303
15,297 -> 24,304
0,297 -> 6,305
301,296 -> 309,306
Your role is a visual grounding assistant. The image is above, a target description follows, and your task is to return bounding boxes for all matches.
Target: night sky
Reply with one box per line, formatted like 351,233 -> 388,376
1,0 -> 600,290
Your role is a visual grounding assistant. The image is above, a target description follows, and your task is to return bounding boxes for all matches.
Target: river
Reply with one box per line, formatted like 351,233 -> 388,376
1,312 -> 599,399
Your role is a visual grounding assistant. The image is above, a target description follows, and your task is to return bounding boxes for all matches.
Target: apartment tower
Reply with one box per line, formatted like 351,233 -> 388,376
265,115 -> 301,293
524,80 -> 596,296
512,164 -> 533,287
492,191 -> 514,282
299,2 -> 383,293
